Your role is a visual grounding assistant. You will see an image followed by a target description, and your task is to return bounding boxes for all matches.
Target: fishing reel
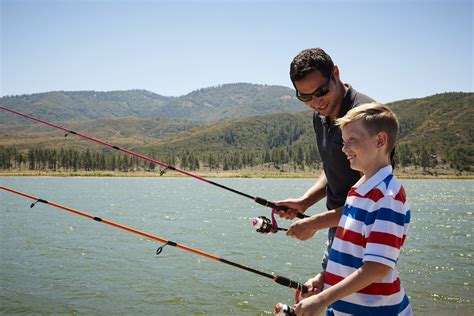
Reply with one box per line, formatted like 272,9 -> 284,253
252,216 -> 275,234
274,303 -> 295,315
252,216 -> 287,234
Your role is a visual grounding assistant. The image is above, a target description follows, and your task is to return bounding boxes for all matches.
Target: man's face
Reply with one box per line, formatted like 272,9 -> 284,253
293,69 -> 341,119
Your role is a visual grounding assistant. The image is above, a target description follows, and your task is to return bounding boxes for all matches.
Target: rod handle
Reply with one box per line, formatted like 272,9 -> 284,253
255,197 -> 308,219
274,276 -> 309,293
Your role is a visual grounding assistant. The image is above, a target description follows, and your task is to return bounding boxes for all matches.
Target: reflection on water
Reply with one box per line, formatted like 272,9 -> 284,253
1,178 -> 473,315
398,180 -> 473,314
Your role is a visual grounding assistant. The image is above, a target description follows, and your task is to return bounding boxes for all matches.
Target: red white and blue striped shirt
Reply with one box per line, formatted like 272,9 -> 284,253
324,165 -> 412,315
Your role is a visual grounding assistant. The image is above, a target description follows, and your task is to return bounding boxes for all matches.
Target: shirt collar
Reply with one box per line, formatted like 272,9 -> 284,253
354,165 -> 393,196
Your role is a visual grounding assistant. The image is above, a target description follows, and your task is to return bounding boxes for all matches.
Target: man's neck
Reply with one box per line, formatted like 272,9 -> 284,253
328,82 -> 348,121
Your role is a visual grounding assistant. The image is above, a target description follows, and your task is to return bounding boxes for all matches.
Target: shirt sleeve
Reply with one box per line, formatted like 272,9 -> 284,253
363,196 -> 410,268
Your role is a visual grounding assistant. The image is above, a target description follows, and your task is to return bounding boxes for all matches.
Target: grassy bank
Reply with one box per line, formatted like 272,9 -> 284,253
1,167 -> 473,179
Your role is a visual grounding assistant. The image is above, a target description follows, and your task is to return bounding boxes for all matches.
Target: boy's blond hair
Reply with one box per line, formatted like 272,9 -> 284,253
335,102 -> 399,153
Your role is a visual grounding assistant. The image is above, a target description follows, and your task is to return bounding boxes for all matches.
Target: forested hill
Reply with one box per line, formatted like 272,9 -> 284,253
0,90 -> 472,174
0,83 -> 306,124
136,92 -> 473,172
389,92 -> 473,169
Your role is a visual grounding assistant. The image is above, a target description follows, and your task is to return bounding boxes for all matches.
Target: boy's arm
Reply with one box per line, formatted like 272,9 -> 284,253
286,207 -> 342,240
294,261 -> 392,315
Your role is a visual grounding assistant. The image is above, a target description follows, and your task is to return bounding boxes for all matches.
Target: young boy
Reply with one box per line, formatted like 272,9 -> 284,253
294,103 -> 412,315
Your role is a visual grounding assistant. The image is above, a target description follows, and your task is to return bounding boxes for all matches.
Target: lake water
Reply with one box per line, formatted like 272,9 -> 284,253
1,177 -> 473,315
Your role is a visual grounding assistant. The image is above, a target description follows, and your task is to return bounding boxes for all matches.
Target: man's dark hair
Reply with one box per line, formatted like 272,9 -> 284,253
290,48 -> 334,82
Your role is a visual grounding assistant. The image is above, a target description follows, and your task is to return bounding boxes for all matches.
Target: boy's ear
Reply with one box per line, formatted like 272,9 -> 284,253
376,132 -> 388,149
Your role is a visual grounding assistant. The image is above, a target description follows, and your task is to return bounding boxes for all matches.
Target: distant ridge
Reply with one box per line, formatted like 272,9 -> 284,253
0,89 -> 472,173
0,83 -> 306,124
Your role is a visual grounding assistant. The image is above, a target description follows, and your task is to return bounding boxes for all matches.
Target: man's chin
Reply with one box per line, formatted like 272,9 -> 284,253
318,105 -> 335,117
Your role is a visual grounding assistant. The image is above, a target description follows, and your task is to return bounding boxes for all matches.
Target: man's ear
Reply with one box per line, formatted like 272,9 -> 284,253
333,65 -> 340,80
376,132 -> 388,149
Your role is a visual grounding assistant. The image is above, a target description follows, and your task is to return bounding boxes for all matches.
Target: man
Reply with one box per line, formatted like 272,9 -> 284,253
275,48 -> 374,296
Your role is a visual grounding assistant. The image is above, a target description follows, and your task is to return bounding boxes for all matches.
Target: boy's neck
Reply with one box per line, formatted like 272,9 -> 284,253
360,156 -> 391,181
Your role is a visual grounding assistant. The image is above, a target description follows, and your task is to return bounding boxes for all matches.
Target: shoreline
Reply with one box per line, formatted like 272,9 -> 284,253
1,170 -> 473,179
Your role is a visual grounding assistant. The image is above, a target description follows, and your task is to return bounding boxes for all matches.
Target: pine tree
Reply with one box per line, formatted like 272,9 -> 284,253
28,149 -> 35,170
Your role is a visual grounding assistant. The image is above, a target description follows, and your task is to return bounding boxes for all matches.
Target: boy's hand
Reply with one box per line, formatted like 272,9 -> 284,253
302,272 -> 325,298
286,216 -> 318,240
294,294 -> 326,316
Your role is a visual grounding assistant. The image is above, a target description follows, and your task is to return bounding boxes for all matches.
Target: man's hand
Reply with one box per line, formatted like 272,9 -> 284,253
286,216 -> 319,240
302,272 -> 325,298
274,198 -> 307,220
274,173 -> 327,220
294,294 -> 326,316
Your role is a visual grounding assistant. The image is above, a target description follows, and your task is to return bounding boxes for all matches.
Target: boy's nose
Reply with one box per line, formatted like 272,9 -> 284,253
341,143 -> 349,153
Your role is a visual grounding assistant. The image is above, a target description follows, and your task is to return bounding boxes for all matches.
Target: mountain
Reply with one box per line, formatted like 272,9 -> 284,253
0,90 -> 169,122
389,92 -> 472,148
140,111 -> 315,156
0,83 -> 306,124
136,92 -> 474,172
0,117 -> 198,150
389,92 -> 473,170
0,89 -> 472,173
167,83 -> 306,122
129,91 -> 470,145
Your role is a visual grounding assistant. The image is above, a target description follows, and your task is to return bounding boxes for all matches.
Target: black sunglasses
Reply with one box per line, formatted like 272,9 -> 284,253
295,72 -> 333,102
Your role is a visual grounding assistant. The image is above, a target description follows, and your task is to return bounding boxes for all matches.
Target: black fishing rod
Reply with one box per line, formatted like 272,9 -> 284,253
0,186 -> 307,304
0,106 -> 309,228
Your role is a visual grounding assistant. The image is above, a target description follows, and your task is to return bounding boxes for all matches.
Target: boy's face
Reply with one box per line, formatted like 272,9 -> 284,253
341,119 -> 380,175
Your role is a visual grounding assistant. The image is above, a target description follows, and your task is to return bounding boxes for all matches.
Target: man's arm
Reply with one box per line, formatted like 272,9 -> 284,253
286,207 -> 342,240
275,171 -> 328,219
294,261 -> 392,316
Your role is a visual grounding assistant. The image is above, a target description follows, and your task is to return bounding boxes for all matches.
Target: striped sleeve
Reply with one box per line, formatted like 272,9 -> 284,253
363,192 -> 410,268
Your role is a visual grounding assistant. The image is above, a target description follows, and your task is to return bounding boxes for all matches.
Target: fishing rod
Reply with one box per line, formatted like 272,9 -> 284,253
0,185 -> 307,305
0,106 -> 309,232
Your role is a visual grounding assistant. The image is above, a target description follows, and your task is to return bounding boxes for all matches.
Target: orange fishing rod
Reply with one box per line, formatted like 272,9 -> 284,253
0,106 -> 308,225
1,186 -> 307,301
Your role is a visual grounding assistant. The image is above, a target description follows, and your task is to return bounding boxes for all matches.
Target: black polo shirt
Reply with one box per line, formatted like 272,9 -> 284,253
313,84 -> 375,210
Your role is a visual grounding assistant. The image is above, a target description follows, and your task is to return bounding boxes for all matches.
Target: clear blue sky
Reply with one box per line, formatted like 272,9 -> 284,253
1,0 -> 472,103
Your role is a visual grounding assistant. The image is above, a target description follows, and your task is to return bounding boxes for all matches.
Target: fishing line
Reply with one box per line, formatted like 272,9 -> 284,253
0,185 -> 307,303
0,106 -> 309,228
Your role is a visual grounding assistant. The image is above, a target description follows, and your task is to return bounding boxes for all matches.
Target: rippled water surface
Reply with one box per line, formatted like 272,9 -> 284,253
1,178 -> 473,315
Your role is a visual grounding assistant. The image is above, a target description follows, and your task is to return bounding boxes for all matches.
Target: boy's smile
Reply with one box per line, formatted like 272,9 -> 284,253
341,119 -> 388,179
